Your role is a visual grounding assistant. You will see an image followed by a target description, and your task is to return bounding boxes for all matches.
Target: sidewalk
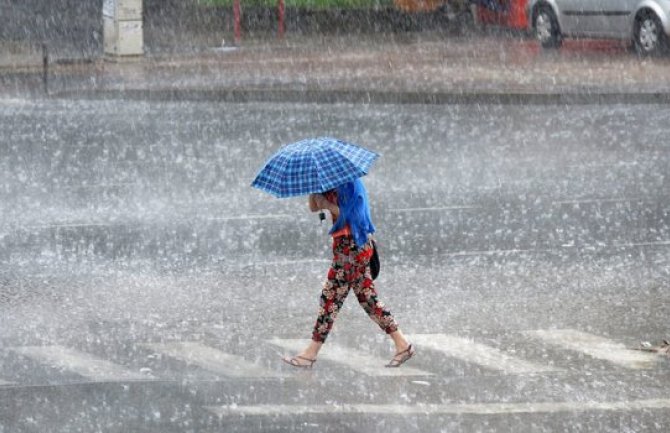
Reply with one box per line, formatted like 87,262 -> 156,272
3,33 -> 670,102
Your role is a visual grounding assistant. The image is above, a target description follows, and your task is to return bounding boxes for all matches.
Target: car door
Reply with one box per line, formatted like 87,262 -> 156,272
597,0 -> 635,37
558,0 -> 604,35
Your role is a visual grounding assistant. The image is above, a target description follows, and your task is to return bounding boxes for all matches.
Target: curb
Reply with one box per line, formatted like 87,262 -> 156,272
54,88 -> 670,105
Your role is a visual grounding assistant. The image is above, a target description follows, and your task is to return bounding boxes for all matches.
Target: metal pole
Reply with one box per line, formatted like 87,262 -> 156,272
42,43 -> 48,95
278,0 -> 285,39
234,0 -> 241,45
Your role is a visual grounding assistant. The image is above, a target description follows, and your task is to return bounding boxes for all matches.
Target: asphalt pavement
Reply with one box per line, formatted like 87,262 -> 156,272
0,99 -> 669,432
2,26 -> 670,433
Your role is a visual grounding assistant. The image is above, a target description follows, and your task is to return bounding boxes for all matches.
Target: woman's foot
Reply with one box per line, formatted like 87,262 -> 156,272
638,340 -> 670,355
281,340 -> 322,368
282,355 -> 317,368
385,343 -> 415,368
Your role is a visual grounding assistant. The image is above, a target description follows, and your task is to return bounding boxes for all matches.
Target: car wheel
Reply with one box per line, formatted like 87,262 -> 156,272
533,4 -> 562,49
634,11 -> 667,56
438,2 -> 475,36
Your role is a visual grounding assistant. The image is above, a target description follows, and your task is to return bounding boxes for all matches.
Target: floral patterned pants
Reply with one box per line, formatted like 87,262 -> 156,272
312,235 -> 398,343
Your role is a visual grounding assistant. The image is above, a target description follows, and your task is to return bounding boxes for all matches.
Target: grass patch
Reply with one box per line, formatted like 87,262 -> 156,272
199,0 -> 394,8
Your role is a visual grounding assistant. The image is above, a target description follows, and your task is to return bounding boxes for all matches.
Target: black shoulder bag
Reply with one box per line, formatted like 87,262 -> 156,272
370,239 -> 380,280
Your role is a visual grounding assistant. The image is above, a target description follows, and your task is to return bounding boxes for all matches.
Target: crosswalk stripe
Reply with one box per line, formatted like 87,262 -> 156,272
407,334 -> 562,374
267,338 -> 433,377
205,398 -> 670,417
142,342 -> 283,378
526,329 -> 658,369
9,345 -> 154,382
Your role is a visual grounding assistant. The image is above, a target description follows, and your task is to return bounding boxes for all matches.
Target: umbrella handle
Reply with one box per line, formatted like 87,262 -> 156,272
318,211 -> 326,223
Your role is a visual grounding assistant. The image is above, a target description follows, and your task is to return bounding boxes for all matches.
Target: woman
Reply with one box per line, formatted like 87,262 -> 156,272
282,178 -> 415,368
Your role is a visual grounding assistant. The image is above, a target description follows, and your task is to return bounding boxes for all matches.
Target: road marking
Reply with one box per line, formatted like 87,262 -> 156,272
0,99 -> 32,106
566,162 -> 638,169
612,240 -> 670,248
23,214 -> 299,230
142,342 -> 283,378
552,198 -> 633,206
526,329 -> 658,369
207,214 -> 295,222
0,379 -> 14,386
267,338 -> 433,377
259,259 -> 330,266
60,183 -> 137,190
9,345 -> 154,381
445,249 -> 536,257
407,334 -> 561,374
26,223 -> 120,229
389,206 -> 480,213
206,398 -> 670,417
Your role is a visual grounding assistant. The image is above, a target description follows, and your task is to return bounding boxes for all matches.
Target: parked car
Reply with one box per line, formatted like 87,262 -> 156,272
526,0 -> 670,55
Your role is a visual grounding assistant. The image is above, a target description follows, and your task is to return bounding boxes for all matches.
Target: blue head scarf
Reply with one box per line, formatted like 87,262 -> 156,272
328,178 -> 376,248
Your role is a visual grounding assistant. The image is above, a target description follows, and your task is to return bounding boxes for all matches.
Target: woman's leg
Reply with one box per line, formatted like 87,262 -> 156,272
311,273 -> 349,344
351,244 -> 410,356
353,279 -> 412,362
294,340 -> 322,364
352,276 -> 400,339
389,329 -> 411,353
289,243 -> 350,366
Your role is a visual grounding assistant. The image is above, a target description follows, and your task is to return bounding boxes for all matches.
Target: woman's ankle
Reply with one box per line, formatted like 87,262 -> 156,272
302,341 -> 323,359
390,330 -> 409,352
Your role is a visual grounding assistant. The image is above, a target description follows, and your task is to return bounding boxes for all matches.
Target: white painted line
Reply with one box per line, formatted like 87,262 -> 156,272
62,183 -> 137,190
388,206 -> 480,213
407,334 -> 561,374
206,398 -> 670,417
0,99 -> 32,106
9,345 -> 154,381
0,379 -> 14,386
566,162 -> 638,169
259,259 -> 330,266
23,214 -> 300,230
27,223 -> 118,229
445,249 -> 535,257
612,240 -> 670,248
207,214 -> 295,222
526,329 -> 658,370
552,198 -> 633,206
142,342 -> 283,378
268,338 -> 433,377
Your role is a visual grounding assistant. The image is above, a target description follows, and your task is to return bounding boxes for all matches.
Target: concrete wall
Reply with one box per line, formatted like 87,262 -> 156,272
0,0 -> 103,57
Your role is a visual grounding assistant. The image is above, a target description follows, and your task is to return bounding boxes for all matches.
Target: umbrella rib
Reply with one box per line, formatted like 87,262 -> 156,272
310,152 -> 328,194
277,154 -> 296,198
268,151 -> 294,198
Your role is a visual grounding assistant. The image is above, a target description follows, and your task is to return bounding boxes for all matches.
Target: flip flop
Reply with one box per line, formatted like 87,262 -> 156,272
386,344 -> 415,368
282,355 -> 317,369
637,341 -> 670,354
638,341 -> 654,351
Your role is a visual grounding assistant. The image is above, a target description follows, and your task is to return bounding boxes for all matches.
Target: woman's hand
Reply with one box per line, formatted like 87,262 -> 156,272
308,194 -> 321,212
309,194 -> 339,219
329,203 -> 340,220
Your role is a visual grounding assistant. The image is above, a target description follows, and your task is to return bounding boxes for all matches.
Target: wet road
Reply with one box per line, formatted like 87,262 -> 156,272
1,99 -> 669,432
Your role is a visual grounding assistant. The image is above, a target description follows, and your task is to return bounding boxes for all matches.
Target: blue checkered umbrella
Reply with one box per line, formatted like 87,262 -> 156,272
251,137 -> 379,198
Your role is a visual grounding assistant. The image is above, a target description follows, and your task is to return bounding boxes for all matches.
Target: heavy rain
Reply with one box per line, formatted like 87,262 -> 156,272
1,0 -> 670,432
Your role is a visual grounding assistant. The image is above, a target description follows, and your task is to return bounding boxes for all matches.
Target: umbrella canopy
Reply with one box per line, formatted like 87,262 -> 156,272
251,137 -> 379,198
